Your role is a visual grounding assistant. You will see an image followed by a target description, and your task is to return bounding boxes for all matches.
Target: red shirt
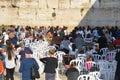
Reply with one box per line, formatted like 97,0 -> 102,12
114,39 -> 120,45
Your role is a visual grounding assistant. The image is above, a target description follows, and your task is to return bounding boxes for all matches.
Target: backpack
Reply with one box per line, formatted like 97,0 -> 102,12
0,60 -> 4,73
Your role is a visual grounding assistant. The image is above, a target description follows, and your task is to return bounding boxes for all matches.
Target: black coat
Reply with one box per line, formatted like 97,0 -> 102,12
115,51 -> 120,80
98,37 -> 107,49
66,68 -> 79,80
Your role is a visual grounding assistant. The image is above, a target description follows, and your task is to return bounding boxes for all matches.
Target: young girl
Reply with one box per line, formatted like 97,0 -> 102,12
77,49 -> 86,60
86,55 -> 93,71
5,46 -> 16,80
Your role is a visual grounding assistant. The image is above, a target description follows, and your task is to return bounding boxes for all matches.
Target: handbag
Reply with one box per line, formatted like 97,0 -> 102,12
31,60 -> 40,79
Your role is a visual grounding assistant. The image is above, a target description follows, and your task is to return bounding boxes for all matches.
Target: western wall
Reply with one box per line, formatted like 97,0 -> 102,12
0,0 -> 120,29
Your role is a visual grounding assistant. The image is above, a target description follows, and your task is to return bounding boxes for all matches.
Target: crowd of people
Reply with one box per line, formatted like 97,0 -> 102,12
0,25 -> 120,80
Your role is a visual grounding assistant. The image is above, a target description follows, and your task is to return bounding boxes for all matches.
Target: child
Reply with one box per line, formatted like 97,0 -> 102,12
40,49 -> 58,80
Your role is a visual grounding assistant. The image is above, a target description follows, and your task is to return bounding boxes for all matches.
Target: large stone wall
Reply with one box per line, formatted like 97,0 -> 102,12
0,0 -> 120,28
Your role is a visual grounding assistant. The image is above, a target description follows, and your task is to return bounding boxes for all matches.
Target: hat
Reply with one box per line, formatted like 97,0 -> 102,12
25,51 -> 32,54
24,47 -> 33,54
9,29 -> 15,32
3,32 -> 6,35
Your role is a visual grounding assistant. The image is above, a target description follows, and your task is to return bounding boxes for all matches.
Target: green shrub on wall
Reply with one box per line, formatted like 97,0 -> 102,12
1,5 -> 5,8
52,12 -> 56,18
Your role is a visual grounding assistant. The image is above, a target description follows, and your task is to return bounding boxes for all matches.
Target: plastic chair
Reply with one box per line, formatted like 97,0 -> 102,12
23,38 -> 32,47
98,60 -> 109,70
70,59 -> 85,72
77,74 -> 96,80
105,51 -> 116,61
55,51 -> 66,74
100,48 -> 108,54
55,51 -> 66,62
86,61 -> 99,72
89,71 -> 102,80
92,54 -> 101,62
76,57 -> 86,67
108,60 -> 117,80
98,60 -> 112,80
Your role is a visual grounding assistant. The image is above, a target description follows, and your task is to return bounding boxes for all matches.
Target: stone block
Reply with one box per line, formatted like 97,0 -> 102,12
47,0 -> 58,8
36,8 -> 53,21
38,0 -> 49,9
16,0 -> 38,8
58,0 -> 70,8
0,0 -> 11,7
19,8 -> 36,20
71,0 -> 90,8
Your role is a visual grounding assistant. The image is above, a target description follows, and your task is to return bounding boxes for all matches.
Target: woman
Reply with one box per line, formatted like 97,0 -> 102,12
69,38 -> 77,57
107,43 -> 116,52
60,36 -> 70,54
77,48 -> 86,60
46,31 -> 52,43
65,62 -> 79,80
84,34 -> 93,43
19,49 -> 39,80
5,46 -> 16,80
115,49 -> 120,80
98,33 -> 107,49
40,49 -> 58,80
114,36 -> 120,47
51,33 -> 62,48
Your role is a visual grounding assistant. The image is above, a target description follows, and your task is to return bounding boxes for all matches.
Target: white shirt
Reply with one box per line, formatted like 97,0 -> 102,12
85,30 -> 91,36
77,54 -> 86,60
5,55 -> 16,69
4,34 -> 9,41
76,30 -> 85,38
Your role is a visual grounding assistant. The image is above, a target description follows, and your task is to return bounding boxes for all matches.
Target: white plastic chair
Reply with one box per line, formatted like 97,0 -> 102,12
92,54 -> 101,62
55,68 -> 62,80
108,60 -> 117,80
105,51 -> 116,61
76,57 -> 86,66
100,48 -> 108,54
55,51 -> 66,62
70,59 -> 85,72
55,51 -> 66,74
98,60 -> 109,70
98,60 -> 112,80
101,54 -> 106,60
23,38 -> 32,47
86,61 -> 99,72
89,71 -> 102,80
77,74 -> 96,80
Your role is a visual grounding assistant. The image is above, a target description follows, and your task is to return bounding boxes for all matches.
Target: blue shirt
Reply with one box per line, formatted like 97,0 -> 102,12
19,58 -> 39,80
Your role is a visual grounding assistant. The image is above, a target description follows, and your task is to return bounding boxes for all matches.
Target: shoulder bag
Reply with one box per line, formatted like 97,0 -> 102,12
31,59 -> 40,79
